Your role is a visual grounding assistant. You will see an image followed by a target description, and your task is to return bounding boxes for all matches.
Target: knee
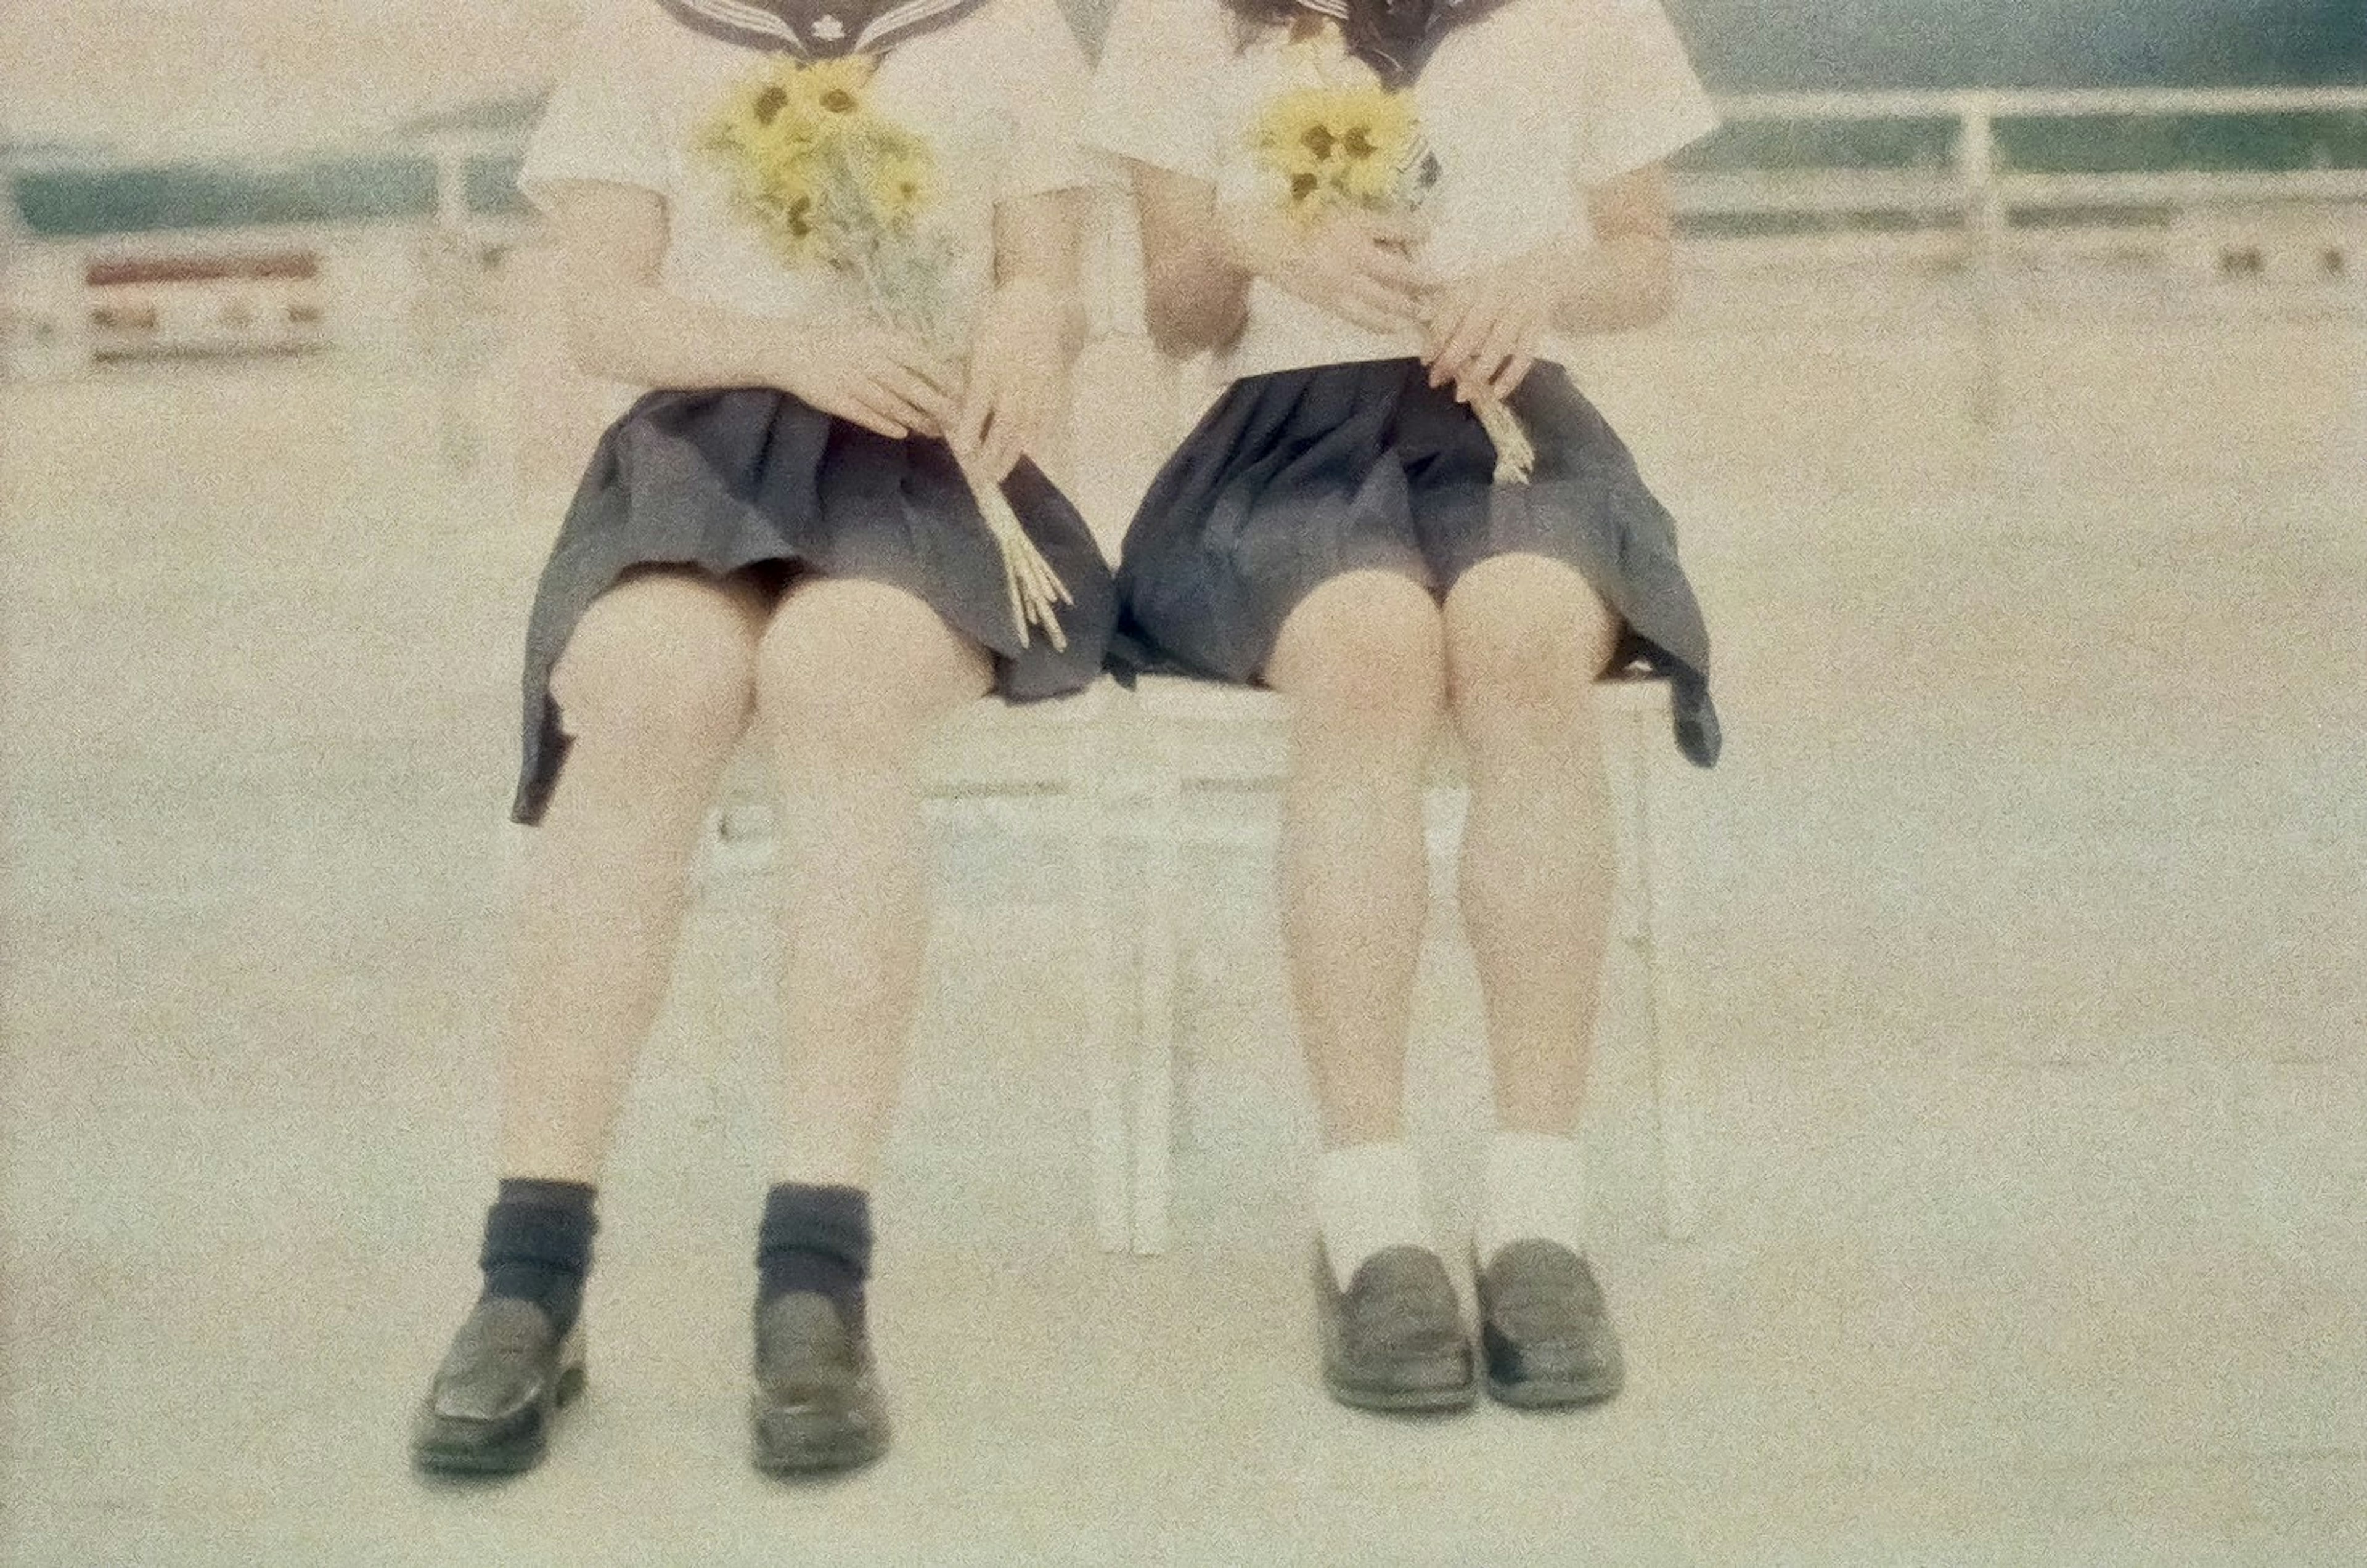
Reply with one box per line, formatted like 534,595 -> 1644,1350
757,663 -> 915,771
1268,571 -> 1446,748
754,584 -> 981,769
552,589 -> 758,759
1444,556 -> 1617,725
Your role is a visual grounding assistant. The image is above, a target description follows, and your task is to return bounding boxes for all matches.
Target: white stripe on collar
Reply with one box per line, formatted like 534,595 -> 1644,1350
1294,0 -> 1478,19
853,0 -> 977,49
672,0 -> 807,48
658,0 -> 987,55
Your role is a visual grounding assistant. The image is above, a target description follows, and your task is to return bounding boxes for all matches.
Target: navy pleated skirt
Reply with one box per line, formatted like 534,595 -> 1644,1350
512,387 -> 1118,824
1113,359 -> 1720,767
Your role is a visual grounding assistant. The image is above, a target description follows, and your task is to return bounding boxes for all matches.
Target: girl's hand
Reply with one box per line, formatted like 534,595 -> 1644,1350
1220,203 -> 1434,336
762,324 -> 958,441
955,278 -> 1073,483
1424,241 -> 1571,401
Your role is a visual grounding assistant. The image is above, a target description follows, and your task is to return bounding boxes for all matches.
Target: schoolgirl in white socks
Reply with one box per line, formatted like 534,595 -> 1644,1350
1090,0 -> 1722,1410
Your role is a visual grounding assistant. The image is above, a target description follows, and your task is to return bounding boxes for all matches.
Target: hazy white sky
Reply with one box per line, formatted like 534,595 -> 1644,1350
1,1 -> 583,155
4,0 -> 2350,157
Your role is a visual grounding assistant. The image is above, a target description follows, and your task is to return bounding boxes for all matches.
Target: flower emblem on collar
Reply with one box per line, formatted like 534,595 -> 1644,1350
812,13 -> 846,39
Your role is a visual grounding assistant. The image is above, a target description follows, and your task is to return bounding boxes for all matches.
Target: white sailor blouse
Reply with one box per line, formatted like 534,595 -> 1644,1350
519,0 -> 1099,330
1088,0 -> 1719,381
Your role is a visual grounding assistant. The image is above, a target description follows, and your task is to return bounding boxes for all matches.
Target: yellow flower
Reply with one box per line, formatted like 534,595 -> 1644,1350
697,51 -> 953,276
865,147 -> 936,227
708,55 -> 876,154
1253,93 -> 1340,176
1251,83 -> 1421,217
784,55 -> 878,140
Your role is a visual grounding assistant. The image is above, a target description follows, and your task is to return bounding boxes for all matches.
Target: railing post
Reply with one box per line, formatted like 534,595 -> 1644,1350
432,149 -> 470,238
1956,93 -> 2007,428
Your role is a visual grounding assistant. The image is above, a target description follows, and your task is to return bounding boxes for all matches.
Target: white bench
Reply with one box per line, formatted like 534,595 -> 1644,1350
701,668 -> 1698,1254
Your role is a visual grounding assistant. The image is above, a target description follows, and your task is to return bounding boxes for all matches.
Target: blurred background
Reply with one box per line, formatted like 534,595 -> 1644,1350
7,1 -> 2366,382
3,2 -> 2364,1566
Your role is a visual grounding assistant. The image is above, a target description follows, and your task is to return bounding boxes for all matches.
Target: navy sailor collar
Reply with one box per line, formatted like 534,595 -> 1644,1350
1293,0 -> 1518,88
653,0 -> 992,57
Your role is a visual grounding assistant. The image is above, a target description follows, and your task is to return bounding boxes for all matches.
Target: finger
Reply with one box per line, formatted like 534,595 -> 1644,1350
858,377 -> 939,438
1355,264 -> 1433,323
1364,276 -> 1433,324
1012,540 -> 1054,602
873,368 -> 953,436
1349,263 -> 1433,325
1424,298 -> 1474,383
1002,566 -> 1029,641
1341,206 -> 1426,258
1021,559 -> 1065,624
887,338 -> 960,397
1365,208 -> 1433,249
834,391 -> 909,440
1433,303 -> 1493,385
1362,248 -> 1435,298
880,362 -> 959,431
1475,316 -> 1527,395
1490,351 -> 1535,401
1333,282 -> 1413,335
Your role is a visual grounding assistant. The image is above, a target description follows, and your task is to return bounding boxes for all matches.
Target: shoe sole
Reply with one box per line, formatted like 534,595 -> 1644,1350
411,1362 -> 586,1476
1324,1356 -> 1479,1414
750,1402 -> 889,1474
1485,1368 -> 1623,1410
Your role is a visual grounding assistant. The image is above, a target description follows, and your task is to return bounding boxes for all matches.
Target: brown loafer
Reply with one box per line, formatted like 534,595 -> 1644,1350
1475,1239 -> 1625,1408
410,1297 -> 586,1474
1314,1243 -> 1478,1413
750,1292 -> 890,1474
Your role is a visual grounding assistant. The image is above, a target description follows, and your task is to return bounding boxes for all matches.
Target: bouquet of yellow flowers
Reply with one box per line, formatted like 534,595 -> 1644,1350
701,55 -> 1072,648
1247,22 -> 1535,484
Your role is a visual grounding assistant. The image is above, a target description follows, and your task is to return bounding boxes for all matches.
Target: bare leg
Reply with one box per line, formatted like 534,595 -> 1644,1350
1263,570 -> 1449,1148
497,568 -> 772,1182
1443,553 -> 1622,1136
751,576 -> 994,1187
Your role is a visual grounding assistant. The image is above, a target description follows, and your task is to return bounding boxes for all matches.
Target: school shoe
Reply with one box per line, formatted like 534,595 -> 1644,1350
1313,1243 -> 1478,1413
749,1292 -> 890,1474
409,1297 -> 587,1474
1474,1239 -> 1625,1408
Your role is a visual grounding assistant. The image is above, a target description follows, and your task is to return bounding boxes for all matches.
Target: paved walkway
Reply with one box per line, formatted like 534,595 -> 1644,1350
4,271 -> 2361,1564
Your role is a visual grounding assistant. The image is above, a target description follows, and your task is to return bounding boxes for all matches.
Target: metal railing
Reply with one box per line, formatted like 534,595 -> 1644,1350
9,86 -> 2365,398
15,86 -> 2367,258
1659,86 -> 2367,421
1673,86 -> 2367,254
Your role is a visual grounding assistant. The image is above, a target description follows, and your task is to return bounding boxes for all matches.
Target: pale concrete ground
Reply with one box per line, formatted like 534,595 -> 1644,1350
3,258 -> 2364,1564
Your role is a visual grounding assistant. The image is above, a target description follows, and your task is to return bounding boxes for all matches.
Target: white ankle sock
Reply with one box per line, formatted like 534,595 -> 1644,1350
1475,1132 -> 1587,1270
1315,1141 -> 1434,1291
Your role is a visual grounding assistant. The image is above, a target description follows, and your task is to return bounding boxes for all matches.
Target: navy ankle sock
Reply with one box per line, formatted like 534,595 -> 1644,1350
478,1178 -> 597,1337
756,1183 -> 870,1333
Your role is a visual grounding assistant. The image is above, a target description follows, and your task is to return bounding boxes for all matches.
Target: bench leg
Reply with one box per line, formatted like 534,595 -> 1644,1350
1625,700 -> 1701,1243
1082,756 -> 1133,1253
1131,773 -> 1183,1255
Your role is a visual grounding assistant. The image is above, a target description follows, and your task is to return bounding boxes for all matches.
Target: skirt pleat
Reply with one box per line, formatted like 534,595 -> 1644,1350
1113,359 -> 1721,768
512,387 -> 1117,824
